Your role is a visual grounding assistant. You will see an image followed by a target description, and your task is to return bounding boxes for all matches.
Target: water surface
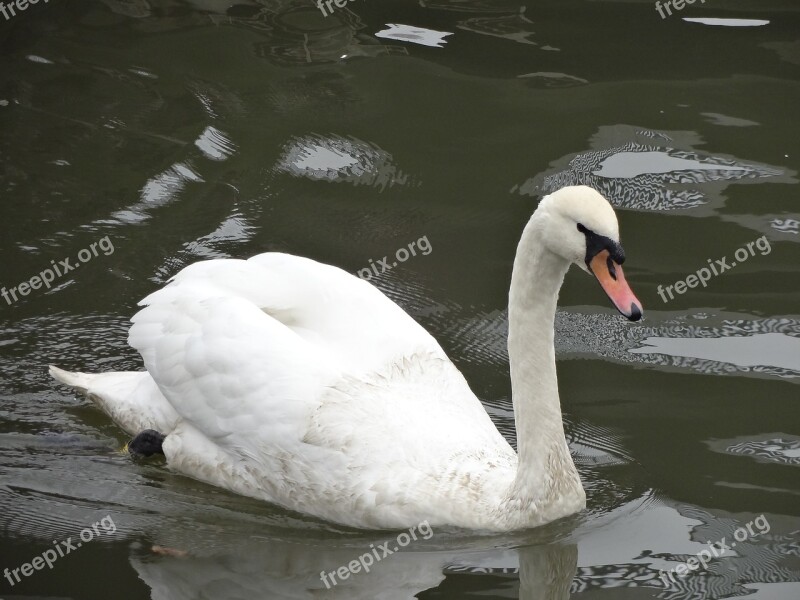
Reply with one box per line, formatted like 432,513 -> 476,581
1,0 -> 798,598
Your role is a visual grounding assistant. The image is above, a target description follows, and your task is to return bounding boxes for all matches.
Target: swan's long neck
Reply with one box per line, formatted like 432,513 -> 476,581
505,215 -> 579,508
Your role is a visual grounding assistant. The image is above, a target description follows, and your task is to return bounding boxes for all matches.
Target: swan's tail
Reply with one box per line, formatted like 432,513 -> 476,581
49,365 -> 93,394
49,365 -> 179,436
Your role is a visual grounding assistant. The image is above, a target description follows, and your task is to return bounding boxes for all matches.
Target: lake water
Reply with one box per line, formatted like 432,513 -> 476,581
1,0 -> 798,598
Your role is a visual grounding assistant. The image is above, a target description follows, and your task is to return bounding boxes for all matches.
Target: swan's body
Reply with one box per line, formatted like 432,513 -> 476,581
51,185 -> 642,531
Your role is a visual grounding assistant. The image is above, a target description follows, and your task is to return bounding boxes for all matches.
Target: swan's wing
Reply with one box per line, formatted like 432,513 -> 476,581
132,253 -> 447,378
127,253 -> 450,476
128,253 -> 513,525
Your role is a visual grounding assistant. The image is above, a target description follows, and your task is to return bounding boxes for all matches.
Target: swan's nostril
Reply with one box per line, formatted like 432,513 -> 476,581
606,256 -> 617,281
628,303 -> 643,322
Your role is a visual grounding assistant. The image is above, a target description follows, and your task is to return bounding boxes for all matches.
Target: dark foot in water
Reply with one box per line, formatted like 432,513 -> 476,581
126,429 -> 166,457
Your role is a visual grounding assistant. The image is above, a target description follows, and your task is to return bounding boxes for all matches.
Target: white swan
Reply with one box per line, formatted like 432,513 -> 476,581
50,185 -> 642,532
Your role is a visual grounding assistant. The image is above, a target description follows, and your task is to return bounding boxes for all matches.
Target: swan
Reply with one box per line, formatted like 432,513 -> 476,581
50,185 -> 642,532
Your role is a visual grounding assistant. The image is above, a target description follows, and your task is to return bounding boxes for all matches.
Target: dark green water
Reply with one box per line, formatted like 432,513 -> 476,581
1,0 -> 799,598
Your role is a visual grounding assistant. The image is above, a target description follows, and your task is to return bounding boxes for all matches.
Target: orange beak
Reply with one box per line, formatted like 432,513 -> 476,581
588,250 -> 643,321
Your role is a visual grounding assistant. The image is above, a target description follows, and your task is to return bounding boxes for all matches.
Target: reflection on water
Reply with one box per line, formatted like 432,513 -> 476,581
770,217 -> 799,236
194,126 -> 236,162
137,164 -> 204,212
513,125 -> 793,212
643,506 -> 800,600
127,530 -> 579,600
99,0 -> 410,64
631,332 -> 800,375
264,72 -> 362,116
592,151 -> 750,179
419,0 -> 522,13
1,0 -> 798,597
700,112 -> 759,128
708,435 -> 800,466
275,133 -> 414,189
443,307 -> 800,380
457,11 -> 537,46
571,503 -> 797,598
375,24 -> 454,48
683,18 -> 770,28
763,40 -> 800,66
720,213 -> 800,241
129,538 -> 581,600
518,72 -> 588,88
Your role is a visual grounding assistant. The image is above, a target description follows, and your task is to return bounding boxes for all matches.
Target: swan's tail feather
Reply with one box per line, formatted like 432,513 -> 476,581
49,365 -> 93,394
49,366 -> 180,437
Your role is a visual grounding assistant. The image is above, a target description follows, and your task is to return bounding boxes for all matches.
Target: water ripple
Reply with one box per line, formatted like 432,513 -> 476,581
513,125 -> 794,212
275,133 -> 415,190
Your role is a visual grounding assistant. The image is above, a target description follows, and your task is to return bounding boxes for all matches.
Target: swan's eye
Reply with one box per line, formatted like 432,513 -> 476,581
576,223 -> 625,266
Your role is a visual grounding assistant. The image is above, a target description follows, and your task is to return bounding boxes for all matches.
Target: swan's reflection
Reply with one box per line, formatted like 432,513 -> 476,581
121,500 -> 800,599
129,529 -> 578,600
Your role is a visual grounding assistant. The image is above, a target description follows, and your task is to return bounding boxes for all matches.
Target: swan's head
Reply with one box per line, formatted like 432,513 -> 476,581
537,186 -> 643,321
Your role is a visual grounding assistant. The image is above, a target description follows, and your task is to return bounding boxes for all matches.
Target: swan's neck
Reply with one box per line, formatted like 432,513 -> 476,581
506,216 -> 579,507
